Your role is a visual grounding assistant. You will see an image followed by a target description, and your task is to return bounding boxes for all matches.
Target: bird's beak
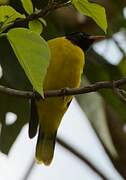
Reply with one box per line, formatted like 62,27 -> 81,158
88,35 -> 105,42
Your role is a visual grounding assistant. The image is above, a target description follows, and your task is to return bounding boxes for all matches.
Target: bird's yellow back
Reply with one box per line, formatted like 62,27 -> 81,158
36,37 -> 84,164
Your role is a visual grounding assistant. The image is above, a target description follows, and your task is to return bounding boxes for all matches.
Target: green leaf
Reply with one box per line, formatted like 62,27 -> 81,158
0,0 -> 9,5
21,0 -> 33,14
0,94 -> 29,154
29,20 -> 43,35
0,5 -> 25,35
72,0 -> 107,33
0,35 -> 31,154
0,5 -> 25,24
0,5 -> 25,33
7,28 -> 51,96
39,17 -> 47,26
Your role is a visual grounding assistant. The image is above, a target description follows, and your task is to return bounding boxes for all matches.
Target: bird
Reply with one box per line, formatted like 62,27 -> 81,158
28,32 -> 104,165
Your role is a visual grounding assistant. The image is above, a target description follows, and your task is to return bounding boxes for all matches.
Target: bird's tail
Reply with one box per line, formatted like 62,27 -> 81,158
36,126 -> 57,165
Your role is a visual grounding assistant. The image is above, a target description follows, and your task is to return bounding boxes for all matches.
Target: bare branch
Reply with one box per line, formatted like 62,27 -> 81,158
113,38 -> 126,57
57,137 -> 108,180
0,77 -> 126,99
22,159 -> 35,180
113,88 -> 126,104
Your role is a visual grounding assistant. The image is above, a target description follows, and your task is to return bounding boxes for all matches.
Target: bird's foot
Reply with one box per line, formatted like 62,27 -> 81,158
60,87 -> 69,101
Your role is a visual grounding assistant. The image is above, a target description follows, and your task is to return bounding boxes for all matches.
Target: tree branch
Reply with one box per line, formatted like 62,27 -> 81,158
7,1 -> 71,29
57,137 -> 108,180
22,159 -> 35,180
112,37 -> 126,57
0,77 -> 126,99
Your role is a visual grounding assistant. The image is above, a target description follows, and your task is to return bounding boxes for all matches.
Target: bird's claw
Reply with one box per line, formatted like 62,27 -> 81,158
60,87 -> 69,101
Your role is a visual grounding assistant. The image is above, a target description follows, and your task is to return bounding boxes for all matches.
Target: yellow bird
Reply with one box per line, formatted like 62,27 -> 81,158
29,32 -> 104,165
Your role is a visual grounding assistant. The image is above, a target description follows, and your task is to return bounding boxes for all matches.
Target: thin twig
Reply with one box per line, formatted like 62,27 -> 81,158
113,88 -> 126,104
113,38 -> 126,57
22,159 -> 35,180
57,137 -> 108,180
112,80 -> 126,104
0,77 -> 126,99
7,1 -> 71,29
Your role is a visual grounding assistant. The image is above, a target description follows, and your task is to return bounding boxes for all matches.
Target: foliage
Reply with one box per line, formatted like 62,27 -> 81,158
72,0 -> 107,33
21,0 -> 33,14
7,28 -> 50,96
0,1 -> 107,94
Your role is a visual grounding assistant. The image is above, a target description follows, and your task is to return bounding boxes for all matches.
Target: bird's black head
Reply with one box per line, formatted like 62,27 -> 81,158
66,32 -> 104,52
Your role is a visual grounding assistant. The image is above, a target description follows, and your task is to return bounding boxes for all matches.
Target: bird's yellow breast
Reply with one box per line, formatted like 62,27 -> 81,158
44,37 -> 84,90
36,37 -> 84,132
